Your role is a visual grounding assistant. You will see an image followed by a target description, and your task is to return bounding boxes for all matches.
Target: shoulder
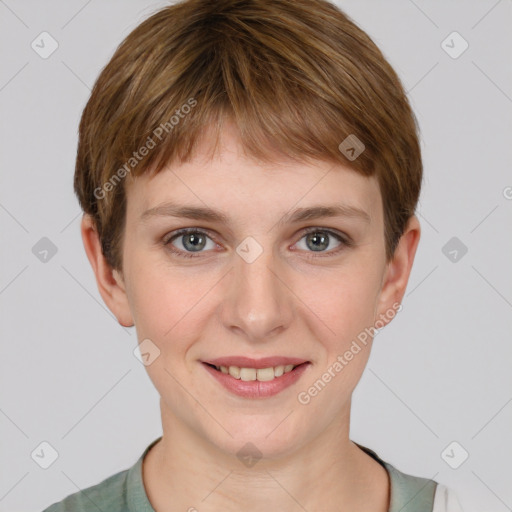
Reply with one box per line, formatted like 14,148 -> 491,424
354,442 -> 464,512
383,461 -> 437,511
383,463 -> 464,512
41,437 -> 161,512
41,467 -> 130,512
433,484 -> 465,512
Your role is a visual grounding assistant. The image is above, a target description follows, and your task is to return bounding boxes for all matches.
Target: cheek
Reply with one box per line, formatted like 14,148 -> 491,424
299,263 -> 381,349
128,266 -> 207,392
127,259 -> 221,360
295,268 -> 380,419
130,267 -> 195,337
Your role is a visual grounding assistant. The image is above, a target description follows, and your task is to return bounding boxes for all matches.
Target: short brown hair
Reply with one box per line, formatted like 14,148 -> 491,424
74,0 -> 422,270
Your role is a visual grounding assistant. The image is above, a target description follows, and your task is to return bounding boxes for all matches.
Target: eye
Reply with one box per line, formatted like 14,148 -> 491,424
164,228 -> 217,258
163,227 -> 352,260
294,228 -> 352,257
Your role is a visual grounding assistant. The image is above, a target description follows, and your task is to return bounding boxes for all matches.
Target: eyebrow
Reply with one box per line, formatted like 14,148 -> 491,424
140,201 -> 371,226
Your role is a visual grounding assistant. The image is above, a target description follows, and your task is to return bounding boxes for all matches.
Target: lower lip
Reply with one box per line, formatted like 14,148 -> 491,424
201,362 -> 311,399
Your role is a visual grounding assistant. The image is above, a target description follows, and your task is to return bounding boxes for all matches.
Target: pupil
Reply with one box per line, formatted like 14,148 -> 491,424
307,232 -> 328,251
184,233 -> 205,251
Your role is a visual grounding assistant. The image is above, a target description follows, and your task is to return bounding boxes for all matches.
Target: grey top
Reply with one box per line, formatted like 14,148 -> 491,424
42,437 -> 437,511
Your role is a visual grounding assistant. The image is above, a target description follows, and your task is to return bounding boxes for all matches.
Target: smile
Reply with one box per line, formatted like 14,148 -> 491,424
207,362 -> 304,381
201,360 -> 311,399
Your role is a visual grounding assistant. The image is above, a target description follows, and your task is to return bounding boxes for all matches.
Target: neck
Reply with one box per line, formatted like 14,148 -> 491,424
142,401 -> 389,512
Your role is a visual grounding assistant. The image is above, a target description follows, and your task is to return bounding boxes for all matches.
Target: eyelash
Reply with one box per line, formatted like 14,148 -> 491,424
163,227 -> 353,260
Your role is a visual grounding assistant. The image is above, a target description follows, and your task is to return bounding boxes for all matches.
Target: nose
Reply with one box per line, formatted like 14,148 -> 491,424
219,239 -> 293,343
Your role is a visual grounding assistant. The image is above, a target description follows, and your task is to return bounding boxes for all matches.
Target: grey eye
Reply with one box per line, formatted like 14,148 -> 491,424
296,230 -> 343,253
169,231 -> 216,253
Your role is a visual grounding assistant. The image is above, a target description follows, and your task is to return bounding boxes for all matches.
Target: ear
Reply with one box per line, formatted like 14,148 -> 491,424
374,215 -> 421,327
80,214 -> 134,327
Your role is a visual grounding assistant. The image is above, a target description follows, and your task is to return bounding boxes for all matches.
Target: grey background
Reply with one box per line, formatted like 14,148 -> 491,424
1,1 -> 511,511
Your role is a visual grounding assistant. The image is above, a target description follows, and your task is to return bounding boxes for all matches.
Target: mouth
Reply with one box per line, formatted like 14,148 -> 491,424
201,359 -> 311,398
203,361 -> 309,382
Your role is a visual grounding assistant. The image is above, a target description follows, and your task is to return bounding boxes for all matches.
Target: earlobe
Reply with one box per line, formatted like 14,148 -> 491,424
375,215 -> 421,326
80,214 -> 134,328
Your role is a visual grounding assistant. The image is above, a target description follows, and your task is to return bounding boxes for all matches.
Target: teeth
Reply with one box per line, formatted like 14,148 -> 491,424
274,365 -> 284,377
214,363 -> 301,381
240,367 -> 257,381
228,366 -> 240,379
256,367 -> 274,381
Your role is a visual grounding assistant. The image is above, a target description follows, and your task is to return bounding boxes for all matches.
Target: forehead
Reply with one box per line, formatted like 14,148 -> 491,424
124,125 -> 382,226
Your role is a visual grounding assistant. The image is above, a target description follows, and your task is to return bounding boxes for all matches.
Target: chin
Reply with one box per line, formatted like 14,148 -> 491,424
203,415 -> 306,464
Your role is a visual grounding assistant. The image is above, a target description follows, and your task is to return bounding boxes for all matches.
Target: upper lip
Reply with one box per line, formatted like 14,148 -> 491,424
203,356 -> 309,369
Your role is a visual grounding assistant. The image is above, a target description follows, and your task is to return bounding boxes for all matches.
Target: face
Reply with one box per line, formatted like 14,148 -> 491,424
89,125 -> 419,461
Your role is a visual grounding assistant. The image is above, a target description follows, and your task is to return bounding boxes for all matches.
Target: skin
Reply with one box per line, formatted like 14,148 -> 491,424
81,123 -> 420,512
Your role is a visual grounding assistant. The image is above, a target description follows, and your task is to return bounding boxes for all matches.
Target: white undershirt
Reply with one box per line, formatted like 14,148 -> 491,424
433,485 -> 464,512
